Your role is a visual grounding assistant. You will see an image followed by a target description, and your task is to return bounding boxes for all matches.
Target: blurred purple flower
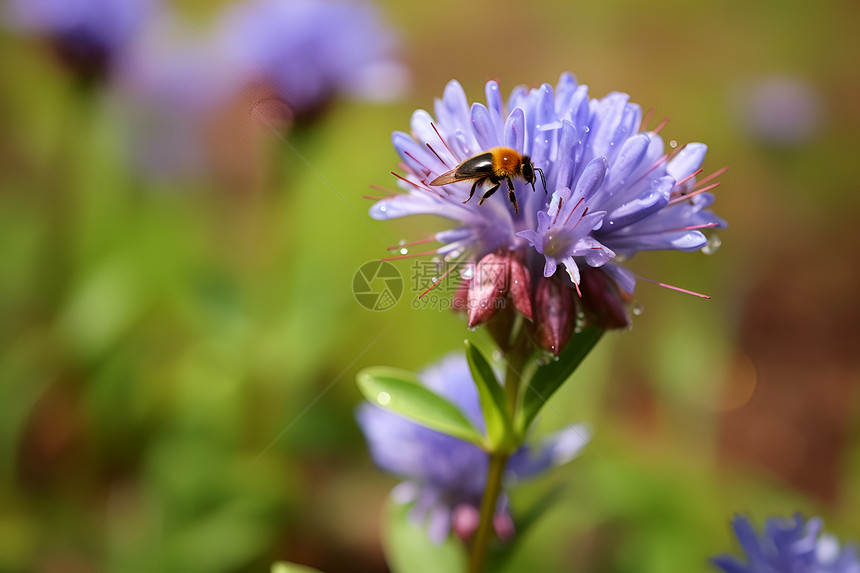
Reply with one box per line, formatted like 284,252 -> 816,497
372,74 -> 726,346
731,75 -> 825,146
111,16 -> 237,179
5,0 -> 159,77
218,0 -> 408,116
712,514 -> 860,573
356,354 -> 589,544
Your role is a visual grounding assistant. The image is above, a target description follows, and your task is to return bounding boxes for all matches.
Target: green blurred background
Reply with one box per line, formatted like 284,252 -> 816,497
1,0 -> 859,571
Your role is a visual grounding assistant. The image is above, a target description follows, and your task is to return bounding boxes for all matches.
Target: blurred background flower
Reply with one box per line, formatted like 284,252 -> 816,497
356,354 -> 589,544
4,0 -> 160,80
712,514 -> 860,573
730,75 -> 825,147
217,0 -> 409,119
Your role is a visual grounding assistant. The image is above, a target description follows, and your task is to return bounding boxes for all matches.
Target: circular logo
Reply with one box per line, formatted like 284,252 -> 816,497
352,261 -> 403,311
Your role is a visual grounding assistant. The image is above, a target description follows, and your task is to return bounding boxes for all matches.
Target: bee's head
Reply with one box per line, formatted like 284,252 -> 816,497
521,156 -> 536,185
521,156 -> 547,193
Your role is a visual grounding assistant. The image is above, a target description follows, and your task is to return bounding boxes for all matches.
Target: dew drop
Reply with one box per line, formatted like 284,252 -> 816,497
669,140 -> 678,148
400,248 -> 408,255
377,391 -> 391,406
379,205 -> 387,213
632,302 -> 645,316
702,234 -> 722,255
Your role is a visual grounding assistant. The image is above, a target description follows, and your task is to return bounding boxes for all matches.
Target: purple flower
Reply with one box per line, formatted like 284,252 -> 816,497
731,75 -> 825,146
712,514 -> 860,573
5,0 -> 159,77
111,16 -> 239,179
372,74 -> 726,348
217,0 -> 408,116
356,354 -> 590,544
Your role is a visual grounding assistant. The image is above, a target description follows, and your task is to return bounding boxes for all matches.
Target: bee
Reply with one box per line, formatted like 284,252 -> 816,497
429,146 -> 546,214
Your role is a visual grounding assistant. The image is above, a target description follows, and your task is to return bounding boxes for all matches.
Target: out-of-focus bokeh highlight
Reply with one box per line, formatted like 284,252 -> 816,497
1,0 -> 858,572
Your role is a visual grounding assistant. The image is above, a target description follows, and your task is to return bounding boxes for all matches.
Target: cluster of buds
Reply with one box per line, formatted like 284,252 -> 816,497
451,252 -> 631,354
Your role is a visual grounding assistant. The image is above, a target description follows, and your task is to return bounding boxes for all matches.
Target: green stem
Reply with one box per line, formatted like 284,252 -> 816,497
468,452 -> 508,573
468,328 -> 530,573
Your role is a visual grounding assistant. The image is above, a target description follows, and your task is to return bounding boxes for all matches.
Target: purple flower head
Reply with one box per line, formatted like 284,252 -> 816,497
356,354 -> 590,544
712,514 -> 860,573
372,74 -> 726,349
111,16 -> 239,179
731,75 -> 825,146
6,0 -> 159,78
218,0 -> 408,116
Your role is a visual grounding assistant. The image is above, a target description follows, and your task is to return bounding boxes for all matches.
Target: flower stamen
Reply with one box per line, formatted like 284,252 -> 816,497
641,107 -> 656,131
668,182 -> 721,205
652,116 -> 671,134
381,248 -> 440,261
426,142 -> 453,168
634,274 -> 711,299
387,236 -> 438,251
677,168 -> 704,187
693,165 -> 730,189
431,122 -> 455,158
418,260 -> 462,298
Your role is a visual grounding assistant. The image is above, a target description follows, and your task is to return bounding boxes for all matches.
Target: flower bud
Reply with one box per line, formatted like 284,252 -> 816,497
579,269 -> 631,330
533,277 -> 575,355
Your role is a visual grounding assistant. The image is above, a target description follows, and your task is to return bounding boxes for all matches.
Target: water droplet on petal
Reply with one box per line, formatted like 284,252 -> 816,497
379,205 -> 387,213
377,391 -> 391,405
702,234 -> 722,255
670,140 -> 678,148
400,248 -> 408,255
632,302 -> 645,316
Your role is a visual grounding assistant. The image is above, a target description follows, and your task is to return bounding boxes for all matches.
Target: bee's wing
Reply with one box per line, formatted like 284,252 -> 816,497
429,168 -> 468,186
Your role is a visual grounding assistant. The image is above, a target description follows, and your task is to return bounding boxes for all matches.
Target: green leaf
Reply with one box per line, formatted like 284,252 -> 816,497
464,340 -> 512,450
517,327 -> 604,432
383,499 -> 468,573
357,366 -> 485,447
271,562 -> 325,573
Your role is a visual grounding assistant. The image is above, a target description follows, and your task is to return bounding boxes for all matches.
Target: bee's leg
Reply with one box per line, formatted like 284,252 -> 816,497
506,177 -> 519,214
477,181 -> 500,206
463,177 -> 485,204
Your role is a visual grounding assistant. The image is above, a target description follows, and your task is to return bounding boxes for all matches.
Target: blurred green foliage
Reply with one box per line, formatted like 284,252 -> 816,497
1,0 -> 859,572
